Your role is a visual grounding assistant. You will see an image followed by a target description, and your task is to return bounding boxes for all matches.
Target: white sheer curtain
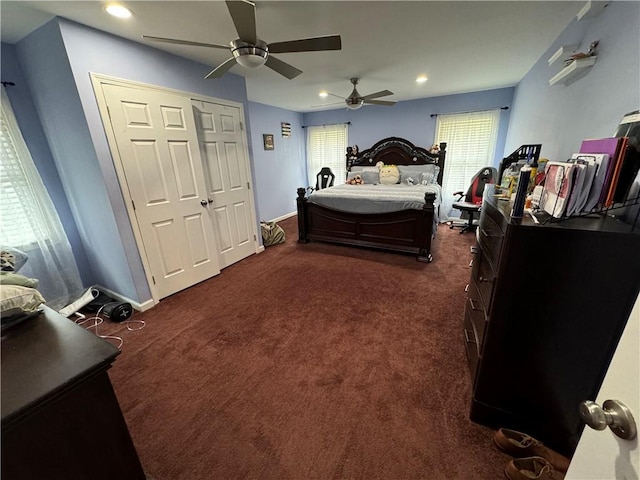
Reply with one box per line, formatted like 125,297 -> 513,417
0,86 -> 83,309
435,110 -> 500,220
306,124 -> 348,187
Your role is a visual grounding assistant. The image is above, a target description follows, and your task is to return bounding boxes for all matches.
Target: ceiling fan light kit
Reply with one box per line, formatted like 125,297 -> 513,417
142,0 -> 341,80
346,98 -> 364,110
231,39 -> 268,68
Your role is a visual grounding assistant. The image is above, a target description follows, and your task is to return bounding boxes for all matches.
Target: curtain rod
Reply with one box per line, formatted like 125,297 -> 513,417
1,81 -> 16,87
302,121 -> 351,128
430,106 -> 509,118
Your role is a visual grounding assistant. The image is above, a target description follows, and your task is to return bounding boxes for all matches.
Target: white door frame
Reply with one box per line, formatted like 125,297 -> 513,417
90,73 -> 260,302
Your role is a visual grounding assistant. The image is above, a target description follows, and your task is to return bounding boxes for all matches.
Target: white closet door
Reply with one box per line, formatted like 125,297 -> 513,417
103,83 -> 220,299
192,100 -> 258,268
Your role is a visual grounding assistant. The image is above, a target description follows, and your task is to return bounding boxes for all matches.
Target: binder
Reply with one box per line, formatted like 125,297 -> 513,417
603,137 -> 628,207
612,143 -> 640,202
564,162 -> 588,216
570,153 -> 608,212
579,137 -> 624,207
541,162 -> 575,218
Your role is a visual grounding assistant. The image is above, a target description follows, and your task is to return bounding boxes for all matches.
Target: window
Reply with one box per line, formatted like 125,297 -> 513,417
435,110 -> 500,220
306,124 -> 348,187
0,86 -> 82,308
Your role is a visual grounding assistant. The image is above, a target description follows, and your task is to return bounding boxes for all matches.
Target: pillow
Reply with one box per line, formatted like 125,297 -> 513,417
361,171 -> 380,185
420,171 -> 437,185
1,284 -> 46,315
350,166 -> 378,173
0,271 -> 39,288
398,165 -> 440,185
347,171 -> 361,180
1,248 -> 28,272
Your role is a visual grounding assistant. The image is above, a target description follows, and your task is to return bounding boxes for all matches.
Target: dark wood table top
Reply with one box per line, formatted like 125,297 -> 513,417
1,306 -> 120,427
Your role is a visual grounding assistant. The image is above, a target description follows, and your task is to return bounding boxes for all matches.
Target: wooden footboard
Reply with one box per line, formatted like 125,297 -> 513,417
296,188 -> 436,262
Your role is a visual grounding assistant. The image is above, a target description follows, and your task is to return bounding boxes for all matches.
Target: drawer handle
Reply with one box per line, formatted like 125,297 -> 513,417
469,259 -> 474,267
470,245 -> 479,254
481,227 -> 500,238
469,298 -> 482,312
478,275 -> 493,283
464,329 -> 474,344
464,284 -> 469,293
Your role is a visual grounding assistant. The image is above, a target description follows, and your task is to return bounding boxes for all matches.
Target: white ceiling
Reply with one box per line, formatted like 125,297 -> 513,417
1,1 -> 582,112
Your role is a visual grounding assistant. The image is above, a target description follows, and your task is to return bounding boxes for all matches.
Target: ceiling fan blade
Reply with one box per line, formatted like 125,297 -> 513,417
142,35 -> 228,49
310,101 -> 344,108
226,0 -> 257,44
326,92 -> 345,100
204,57 -> 237,79
268,35 -> 342,54
364,99 -> 396,106
265,56 -> 302,79
361,90 -> 394,101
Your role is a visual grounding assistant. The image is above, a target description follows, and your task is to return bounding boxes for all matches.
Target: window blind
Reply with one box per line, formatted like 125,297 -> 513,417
435,110 -> 500,219
0,105 -> 45,246
306,124 -> 348,187
0,86 -> 83,309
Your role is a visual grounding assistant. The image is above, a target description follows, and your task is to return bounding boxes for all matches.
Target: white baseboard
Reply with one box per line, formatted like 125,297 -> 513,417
268,211 -> 297,223
94,284 -> 157,312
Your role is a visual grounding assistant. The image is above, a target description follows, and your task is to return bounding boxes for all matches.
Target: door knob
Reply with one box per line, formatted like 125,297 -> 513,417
579,399 -> 637,440
208,198 -> 213,204
200,199 -> 208,207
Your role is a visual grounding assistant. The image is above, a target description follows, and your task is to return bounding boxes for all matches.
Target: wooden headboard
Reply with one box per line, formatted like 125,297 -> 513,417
346,137 -> 447,185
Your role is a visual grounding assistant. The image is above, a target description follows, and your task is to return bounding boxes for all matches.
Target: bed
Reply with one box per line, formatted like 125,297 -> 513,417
296,137 -> 447,262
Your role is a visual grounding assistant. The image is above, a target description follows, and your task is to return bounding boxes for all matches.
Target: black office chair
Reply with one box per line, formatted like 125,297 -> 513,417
450,166 -> 498,233
315,167 -> 335,190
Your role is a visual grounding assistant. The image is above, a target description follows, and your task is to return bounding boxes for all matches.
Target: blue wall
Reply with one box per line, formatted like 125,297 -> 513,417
15,18 -> 255,304
247,102 -> 305,220
506,1 -> 640,161
302,87 -> 515,169
1,42 -> 91,285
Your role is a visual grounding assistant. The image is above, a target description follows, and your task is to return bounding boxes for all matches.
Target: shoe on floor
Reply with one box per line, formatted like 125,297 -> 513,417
493,428 -> 570,473
505,456 -> 566,480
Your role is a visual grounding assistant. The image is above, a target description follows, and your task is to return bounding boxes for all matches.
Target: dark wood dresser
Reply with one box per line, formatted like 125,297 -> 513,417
463,185 -> 640,457
1,306 -> 146,480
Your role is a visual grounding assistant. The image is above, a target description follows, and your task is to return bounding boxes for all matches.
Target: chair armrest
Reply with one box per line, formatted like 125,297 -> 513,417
452,191 -> 464,201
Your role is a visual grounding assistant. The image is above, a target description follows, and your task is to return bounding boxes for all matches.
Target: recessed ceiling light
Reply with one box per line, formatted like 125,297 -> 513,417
416,76 -> 428,84
319,91 -> 328,98
106,4 -> 133,18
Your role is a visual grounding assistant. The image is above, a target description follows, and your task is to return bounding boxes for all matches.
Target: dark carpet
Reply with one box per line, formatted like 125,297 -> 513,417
102,216 -> 512,479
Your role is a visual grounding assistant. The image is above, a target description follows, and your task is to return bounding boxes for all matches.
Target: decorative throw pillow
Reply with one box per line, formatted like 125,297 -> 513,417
398,165 -> 440,185
0,248 -> 28,272
361,171 -> 380,184
0,284 -> 46,315
420,171 -> 437,185
377,162 -> 400,185
402,174 -> 422,186
0,271 -> 39,288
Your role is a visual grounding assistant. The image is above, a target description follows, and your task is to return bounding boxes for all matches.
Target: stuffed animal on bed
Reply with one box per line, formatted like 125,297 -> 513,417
377,161 -> 400,185
345,174 -> 364,185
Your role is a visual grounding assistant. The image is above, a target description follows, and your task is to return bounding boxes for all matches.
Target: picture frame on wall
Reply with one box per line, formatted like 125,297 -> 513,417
263,134 -> 274,150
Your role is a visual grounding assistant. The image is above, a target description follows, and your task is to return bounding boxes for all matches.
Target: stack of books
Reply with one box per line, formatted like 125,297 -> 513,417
540,137 -> 639,218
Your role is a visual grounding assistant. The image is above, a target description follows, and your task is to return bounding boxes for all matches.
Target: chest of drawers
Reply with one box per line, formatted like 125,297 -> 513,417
463,185 -> 640,456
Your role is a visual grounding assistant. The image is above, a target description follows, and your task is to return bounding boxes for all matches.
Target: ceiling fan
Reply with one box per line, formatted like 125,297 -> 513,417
142,0 -> 341,80
316,78 -> 396,110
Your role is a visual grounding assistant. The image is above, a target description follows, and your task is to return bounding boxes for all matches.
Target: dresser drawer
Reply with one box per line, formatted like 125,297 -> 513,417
474,254 -> 496,313
463,307 -> 479,380
466,287 -> 488,350
478,208 -> 504,267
